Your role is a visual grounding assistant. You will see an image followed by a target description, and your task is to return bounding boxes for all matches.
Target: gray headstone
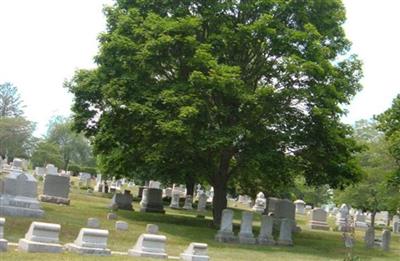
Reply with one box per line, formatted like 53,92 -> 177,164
87,218 -> 100,229
215,209 -> 236,242
115,221 -> 128,231
364,227 -> 374,249
258,215 -> 275,245
238,211 -> 256,244
277,218 -> 293,246
146,224 -> 159,234
139,188 -> 165,213
110,191 -> 134,211
381,230 -> 391,251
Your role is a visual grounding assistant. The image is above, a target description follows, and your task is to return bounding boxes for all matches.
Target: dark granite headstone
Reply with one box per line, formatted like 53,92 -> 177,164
140,188 -> 165,214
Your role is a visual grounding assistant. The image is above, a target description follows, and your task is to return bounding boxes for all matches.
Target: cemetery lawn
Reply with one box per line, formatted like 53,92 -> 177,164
2,185 -> 400,260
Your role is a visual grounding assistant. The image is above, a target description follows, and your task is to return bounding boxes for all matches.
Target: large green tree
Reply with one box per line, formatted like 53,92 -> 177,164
67,0 -> 363,225
30,141 -> 64,169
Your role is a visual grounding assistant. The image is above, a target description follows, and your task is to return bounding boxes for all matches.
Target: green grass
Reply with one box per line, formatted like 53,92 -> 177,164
1,182 -> 399,260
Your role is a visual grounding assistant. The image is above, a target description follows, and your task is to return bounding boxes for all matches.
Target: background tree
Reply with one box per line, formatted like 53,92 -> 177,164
46,116 -> 95,170
31,141 -> 64,169
0,82 -> 24,117
67,0 -> 363,225
290,177 -> 332,207
334,119 -> 400,227
377,94 -> 400,187
0,117 -> 36,160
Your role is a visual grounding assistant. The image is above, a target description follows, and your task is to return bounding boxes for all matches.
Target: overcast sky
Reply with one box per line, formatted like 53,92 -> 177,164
0,0 -> 399,136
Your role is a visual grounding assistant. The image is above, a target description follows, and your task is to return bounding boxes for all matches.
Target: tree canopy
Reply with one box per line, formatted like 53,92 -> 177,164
67,0 -> 363,224
0,82 -> 24,117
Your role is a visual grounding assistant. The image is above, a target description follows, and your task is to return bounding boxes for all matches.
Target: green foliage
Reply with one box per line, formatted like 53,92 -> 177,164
31,141 -> 63,168
80,166 -> 97,175
46,116 -> 95,170
290,177 -> 331,206
0,116 -> 36,159
334,119 -> 400,223
0,82 -> 24,117
67,164 -> 81,175
67,0 -> 363,223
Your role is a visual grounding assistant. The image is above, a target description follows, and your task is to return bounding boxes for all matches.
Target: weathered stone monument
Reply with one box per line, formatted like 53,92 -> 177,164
180,242 -> 209,261
183,195 -> 193,210
140,188 -> 165,213
128,233 -> 168,259
258,215 -> 275,245
94,174 -> 103,192
115,221 -> 129,231
169,190 -> 181,209
146,224 -> 159,234
39,164 -> 70,205
294,199 -> 306,215
392,215 -> 399,234
0,158 -> 44,217
309,208 -> 330,231
34,167 -> 46,176
66,228 -> 111,255
238,211 -> 256,244
381,229 -> 391,252
277,218 -> 293,246
354,211 -> 368,230
0,217 -> 8,252
197,192 -> 208,218
252,192 -> 266,213
215,209 -> 236,242
364,227 -> 375,249
87,218 -> 100,228
18,221 -> 63,253
110,190 -> 134,211
336,204 -> 350,232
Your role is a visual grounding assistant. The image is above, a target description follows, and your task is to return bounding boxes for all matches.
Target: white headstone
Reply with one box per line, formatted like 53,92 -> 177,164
183,195 -> 193,210
215,209 -> 236,242
146,224 -> 159,234
170,190 -> 181,209
258,215 -> 275,245
45,164 -> 58,175
180,242 -> 209,261
87,218 -> 100,228
149,180 -> 161,189
115,221 -> 129,231
252,192 -> 266,213
238,211 -> 256,244
309,208 -> 330,231
35,167 -> 46,176
197,192 -> 208,217
0,218 -> 8,252
336,204 -> 350,232
128,234 -> 167,259
66,228 -> 111,255
277,218 -> 293,246
294,199 -> 306,215
18,222 -> 63,253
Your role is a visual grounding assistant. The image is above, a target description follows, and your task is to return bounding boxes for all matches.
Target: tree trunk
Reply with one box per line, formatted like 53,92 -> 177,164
185,177 -> 195,196
371,210 -> 376,228
211,149 -> 233,226
212,178 -> 228,227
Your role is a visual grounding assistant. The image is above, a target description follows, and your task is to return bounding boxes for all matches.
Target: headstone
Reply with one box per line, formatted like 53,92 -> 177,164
45,164 -> 58,175
0,218 -> 8,252
146,224 -> 159,234
336,204 -> 350,232
215,209 -> 236,242
169,190 -> 181,209
197,192 -> 207,217
180,242 -> 209,261
258,215 -> 275,245
294,200 -> 306,215
18,222 -> 63,253
163,187 -> 172,198
95,174 -> 103,192
393,215 -> 400,234
277,218 -> 293,246
115,221 -> 129,231
275,199 -> 295,220
79,172 -> 91,187
267,197 -> 279,213
183,195 -> 193,210
381,230 -> 391,251
128,234 -> 167,259
238,211 -> 256,244
35,167 -> 46,176
354,211 -> 368,230
138,186 -> 146,198
149,180 -> 161,189
109,190 -> 134,211
309,208 -> 330,231
66,228 -> 111,255
87,218 -> 100,228
252,192 -> 266,213
343,233 -> 354,248
107,213 -> 117,220
140,188 -> 165,213
40,174 -> 70,205
0,159 -> 44,217
364,227 -> 375,249
375,211 -> 389,226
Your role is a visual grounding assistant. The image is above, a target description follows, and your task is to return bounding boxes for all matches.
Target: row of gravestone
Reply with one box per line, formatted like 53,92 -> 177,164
0,217 -> 209,260
364,227 -> 392,251
215,209 -> 294,246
